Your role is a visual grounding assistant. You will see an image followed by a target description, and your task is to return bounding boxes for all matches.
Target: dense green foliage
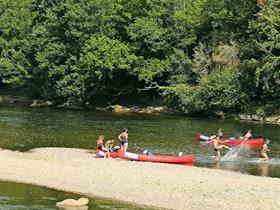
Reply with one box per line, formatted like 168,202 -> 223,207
0,0 -> 279,115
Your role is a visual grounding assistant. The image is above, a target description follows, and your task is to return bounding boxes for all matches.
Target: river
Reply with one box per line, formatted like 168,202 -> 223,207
0,104 -> 279,209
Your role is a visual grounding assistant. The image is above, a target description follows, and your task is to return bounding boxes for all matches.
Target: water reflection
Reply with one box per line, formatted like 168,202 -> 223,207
259,163 -> 269,177
0,181 -> 153,210
213,161 -> 221,169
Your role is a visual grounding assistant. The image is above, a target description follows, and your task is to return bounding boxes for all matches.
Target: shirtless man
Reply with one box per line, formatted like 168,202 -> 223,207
212,137 -> 231,160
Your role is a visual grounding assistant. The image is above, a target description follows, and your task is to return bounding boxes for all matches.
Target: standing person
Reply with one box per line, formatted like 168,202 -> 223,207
118,128 -> 128,151
96,135 -> 110,158
211,137 -> 231,160
241,130 -> 252,139
260,139 -> 270,160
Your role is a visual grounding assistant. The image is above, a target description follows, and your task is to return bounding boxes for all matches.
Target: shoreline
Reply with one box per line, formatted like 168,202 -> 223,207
0,147 -> 279,210
1,94 -> 280,124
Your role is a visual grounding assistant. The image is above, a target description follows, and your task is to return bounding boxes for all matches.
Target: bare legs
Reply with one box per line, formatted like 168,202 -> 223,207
101,146 -> 110,158
260,152 -> 269,160
123,143 -> 128,152
215,145 -> 231,160
215,150 -> 221,160
223,145 -> 231,150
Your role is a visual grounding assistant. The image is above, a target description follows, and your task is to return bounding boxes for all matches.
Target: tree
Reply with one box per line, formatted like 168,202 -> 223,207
77,35 -> 137,104
0,0 -> 33,86
250,1 -> 280,100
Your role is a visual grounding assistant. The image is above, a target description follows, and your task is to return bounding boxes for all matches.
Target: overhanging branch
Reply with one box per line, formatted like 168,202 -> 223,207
138,81 -> 161,92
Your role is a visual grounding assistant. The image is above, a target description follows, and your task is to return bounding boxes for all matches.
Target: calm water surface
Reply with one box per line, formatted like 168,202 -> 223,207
0,105 -> 280,209
0,181 -> 152,210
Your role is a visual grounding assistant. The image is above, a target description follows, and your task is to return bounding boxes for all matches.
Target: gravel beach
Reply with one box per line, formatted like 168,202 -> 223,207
0,147 -> 279,210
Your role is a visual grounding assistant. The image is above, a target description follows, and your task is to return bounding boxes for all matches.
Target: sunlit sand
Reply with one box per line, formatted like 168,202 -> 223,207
0,147 -> 279,210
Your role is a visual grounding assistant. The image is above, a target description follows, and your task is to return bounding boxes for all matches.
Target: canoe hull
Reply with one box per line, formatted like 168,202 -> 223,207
96,150 -> 195,164
197,133 -> 264,148
119,151 -> 195,164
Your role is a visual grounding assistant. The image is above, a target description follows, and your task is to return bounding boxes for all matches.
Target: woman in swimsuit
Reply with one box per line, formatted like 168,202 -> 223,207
118,128 -> 128,151
96,135 -> 110,158
260,139 -> 270,160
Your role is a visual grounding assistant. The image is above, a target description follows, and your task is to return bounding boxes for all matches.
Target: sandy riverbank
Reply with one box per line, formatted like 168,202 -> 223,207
0,147 -> 279,210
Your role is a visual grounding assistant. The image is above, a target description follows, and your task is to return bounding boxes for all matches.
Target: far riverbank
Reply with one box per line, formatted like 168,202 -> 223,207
1,94 -> 280,125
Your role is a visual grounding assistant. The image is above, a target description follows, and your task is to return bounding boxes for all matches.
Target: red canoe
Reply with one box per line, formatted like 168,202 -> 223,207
118,150 -> 195,164
96,149 -> 195,164
197,133 -> 264,148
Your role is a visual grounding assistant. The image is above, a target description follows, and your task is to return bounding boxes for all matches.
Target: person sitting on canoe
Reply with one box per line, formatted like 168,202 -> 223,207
211,137 -> 231,160
209,128 -> 223,141
260,139 -> 270,160
240,130 -> 252,139
96,135 -> 110,158
209,135 -> 217,141
216,128 -> 223,139
105,139 -> 114,152
118,128 -> 128,151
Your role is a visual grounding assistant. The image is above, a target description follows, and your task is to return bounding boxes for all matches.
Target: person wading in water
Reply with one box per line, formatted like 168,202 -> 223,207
211,137 -> 231,160
260,139 -> 270,161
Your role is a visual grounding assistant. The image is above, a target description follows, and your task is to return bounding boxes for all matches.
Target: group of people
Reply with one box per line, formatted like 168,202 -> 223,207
96,127 -> 271,161
96,128 -> 128,158
209,128 -> 270,161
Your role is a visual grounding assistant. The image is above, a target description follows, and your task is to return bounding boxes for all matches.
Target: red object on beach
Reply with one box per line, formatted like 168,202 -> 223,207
197,132 -> 264,149
118,150 -> 195,164
96,149 -> 195,164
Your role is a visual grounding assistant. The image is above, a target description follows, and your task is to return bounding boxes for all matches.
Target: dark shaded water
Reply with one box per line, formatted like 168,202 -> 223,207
0,105 -> 280,209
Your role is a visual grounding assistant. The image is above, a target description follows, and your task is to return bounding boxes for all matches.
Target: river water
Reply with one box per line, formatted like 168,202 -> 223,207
0,181 -> 152,210
0,105 -> 279,209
